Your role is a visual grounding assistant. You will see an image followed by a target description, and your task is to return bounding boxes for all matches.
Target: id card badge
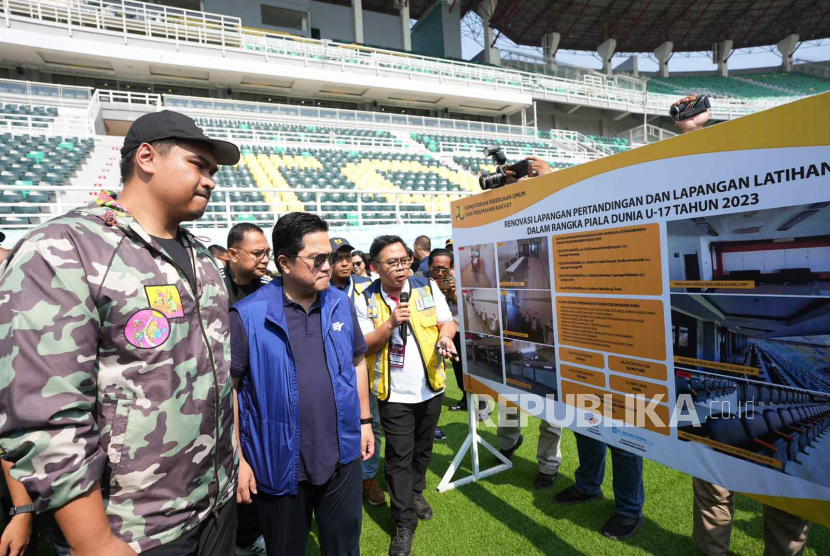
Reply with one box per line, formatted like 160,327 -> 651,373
421,295 -> 435,309
389,341 -> 405,370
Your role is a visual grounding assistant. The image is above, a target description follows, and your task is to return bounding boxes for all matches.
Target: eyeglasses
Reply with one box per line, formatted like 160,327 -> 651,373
431,267 -> 451,275
353,261 -> 365,267
293,251 -> 338,269
242,248 -> 272,261
377,257 -> 412,269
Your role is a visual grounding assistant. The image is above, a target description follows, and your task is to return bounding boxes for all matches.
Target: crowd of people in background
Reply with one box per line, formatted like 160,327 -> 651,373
0,101 -> 816,556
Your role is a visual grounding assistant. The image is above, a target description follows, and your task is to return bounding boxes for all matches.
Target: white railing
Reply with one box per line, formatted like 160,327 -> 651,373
3,0 -> 241,46
202,127 -> 409,151
0,113 -> 94,134
97,89 -> 162,107
618,123 -> 678,145
0,77 -> 92,107
0,185 -> 465,228
164,95 -> 538,138
436,143 -> 599,162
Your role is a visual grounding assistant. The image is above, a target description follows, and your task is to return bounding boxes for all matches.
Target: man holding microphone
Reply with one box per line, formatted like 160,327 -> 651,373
355,235 -> 458,556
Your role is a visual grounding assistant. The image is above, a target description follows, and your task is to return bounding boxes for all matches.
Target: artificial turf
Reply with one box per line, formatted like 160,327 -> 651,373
308,381 -> 830,556
19,381 -> 829,555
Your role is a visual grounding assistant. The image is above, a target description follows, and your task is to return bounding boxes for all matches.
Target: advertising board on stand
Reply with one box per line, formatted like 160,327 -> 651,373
442,92 -> 830,528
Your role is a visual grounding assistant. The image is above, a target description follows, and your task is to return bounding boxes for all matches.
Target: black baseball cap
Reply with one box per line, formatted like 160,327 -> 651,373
330,237 -> 354,252
121,110 -> 240,165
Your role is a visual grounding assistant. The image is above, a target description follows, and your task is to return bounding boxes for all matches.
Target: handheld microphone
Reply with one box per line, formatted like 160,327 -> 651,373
399,291 -> 410,345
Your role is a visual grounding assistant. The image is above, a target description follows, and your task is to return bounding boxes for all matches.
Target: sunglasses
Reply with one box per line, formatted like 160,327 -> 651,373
293,252 -> 338,269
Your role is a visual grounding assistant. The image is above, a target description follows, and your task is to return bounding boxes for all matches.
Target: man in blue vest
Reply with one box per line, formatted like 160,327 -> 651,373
230,212 -> 375,555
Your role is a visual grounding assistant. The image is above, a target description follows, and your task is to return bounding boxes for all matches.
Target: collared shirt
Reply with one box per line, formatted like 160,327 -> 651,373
332,274 -> 368,299
230,291 -> 367,484
220,263 -> 272,308
354,279 -> 452,403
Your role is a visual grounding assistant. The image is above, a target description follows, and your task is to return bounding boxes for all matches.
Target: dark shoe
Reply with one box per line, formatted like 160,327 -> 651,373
449,401 -> 467,411
533,472 -> 558,489
434,427 -> 447,441
363,477 -> 386,506
553,485 -> 604,505
412,492 -> 433,521
389,527 -> 415,556
601,513 -> 645,541
498,434 -> 523,461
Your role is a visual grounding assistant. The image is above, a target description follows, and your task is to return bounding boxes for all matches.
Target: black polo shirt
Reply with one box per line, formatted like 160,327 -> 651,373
230,291 -> 367,485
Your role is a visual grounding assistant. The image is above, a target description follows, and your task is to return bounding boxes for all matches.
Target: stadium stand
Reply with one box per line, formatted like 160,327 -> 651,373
648,75 -> 795,99
742,72 -> 830,96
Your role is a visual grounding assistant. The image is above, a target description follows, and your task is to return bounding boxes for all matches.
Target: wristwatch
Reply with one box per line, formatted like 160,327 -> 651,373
9,504 -> 35,517
360,416 -> 374,425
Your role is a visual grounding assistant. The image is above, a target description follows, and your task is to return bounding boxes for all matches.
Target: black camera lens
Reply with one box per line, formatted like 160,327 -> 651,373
670,104 -> 684,120
479,172 -> 505,190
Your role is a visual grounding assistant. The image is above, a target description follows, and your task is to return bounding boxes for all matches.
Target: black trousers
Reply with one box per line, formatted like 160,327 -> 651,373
256,458 -> 362,556
379,393 -> 444,530
143,499 -> 236,556
236,497 -> 262,547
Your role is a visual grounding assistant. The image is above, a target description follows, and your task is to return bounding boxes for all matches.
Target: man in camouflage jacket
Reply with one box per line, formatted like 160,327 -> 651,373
0,111 -> 241,555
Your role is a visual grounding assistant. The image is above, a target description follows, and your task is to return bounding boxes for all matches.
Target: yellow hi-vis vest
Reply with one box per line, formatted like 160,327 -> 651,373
363,277 -> 446,401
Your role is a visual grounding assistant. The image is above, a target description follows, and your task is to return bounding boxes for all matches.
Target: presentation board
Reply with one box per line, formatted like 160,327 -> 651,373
450,92 -> 830,527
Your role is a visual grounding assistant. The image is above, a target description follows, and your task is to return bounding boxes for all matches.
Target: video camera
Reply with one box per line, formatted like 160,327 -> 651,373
670,94 -> 710,121
478,146 -> 531,190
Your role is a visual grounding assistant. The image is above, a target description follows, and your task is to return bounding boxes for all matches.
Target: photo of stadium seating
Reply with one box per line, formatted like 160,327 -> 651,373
462,288 -> 501,337
465,332 -> 504,385
500,289 -> 554,345
668,203 -> 830,295
497,237 -> 551,289
671,294 -> 830,393
503,339 -> 557,398
458,243 -> 497,288
677,368 -> 830,487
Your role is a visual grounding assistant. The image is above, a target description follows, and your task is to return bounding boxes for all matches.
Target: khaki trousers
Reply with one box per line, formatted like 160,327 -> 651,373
692,478 -> 811,556
497,413 -> 562,475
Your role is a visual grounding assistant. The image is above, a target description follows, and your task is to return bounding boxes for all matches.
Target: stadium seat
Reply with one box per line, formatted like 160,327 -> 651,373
741,412 -> 788,471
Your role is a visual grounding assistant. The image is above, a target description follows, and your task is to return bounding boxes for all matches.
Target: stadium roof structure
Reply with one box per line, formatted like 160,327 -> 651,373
324,0 -> 830,54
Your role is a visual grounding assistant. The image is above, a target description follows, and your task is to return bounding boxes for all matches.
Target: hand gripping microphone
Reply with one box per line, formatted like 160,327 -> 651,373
399,291 -> 410,345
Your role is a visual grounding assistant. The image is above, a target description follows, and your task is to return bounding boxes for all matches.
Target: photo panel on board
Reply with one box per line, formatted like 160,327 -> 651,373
671,291 -> 830,486
667,203 -> 830,296
458,243 -> 497,288
465,332 -> 505,385
496,237 -> 552,289
461,288 -> 501,337
503,339 -> 558,399
500,289 -> 554,346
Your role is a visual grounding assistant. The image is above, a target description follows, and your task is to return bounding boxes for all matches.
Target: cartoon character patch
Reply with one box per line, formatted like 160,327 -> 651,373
145,285 -> 184,318
125,309 -> 171,349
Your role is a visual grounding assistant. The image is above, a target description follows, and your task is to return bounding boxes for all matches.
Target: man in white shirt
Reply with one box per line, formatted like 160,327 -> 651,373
355,235 -> 457,556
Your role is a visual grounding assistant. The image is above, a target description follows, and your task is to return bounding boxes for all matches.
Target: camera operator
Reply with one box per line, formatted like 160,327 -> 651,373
674,95 -> 813,556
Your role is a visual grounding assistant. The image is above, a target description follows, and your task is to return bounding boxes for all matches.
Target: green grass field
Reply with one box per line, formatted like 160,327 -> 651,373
309,381 -> 830,556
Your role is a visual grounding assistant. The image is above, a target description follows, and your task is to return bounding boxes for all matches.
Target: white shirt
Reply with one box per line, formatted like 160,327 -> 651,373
355,279 -> 453,403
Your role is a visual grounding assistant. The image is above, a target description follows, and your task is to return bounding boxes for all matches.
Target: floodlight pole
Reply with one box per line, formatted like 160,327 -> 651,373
437,392 -> 513,492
